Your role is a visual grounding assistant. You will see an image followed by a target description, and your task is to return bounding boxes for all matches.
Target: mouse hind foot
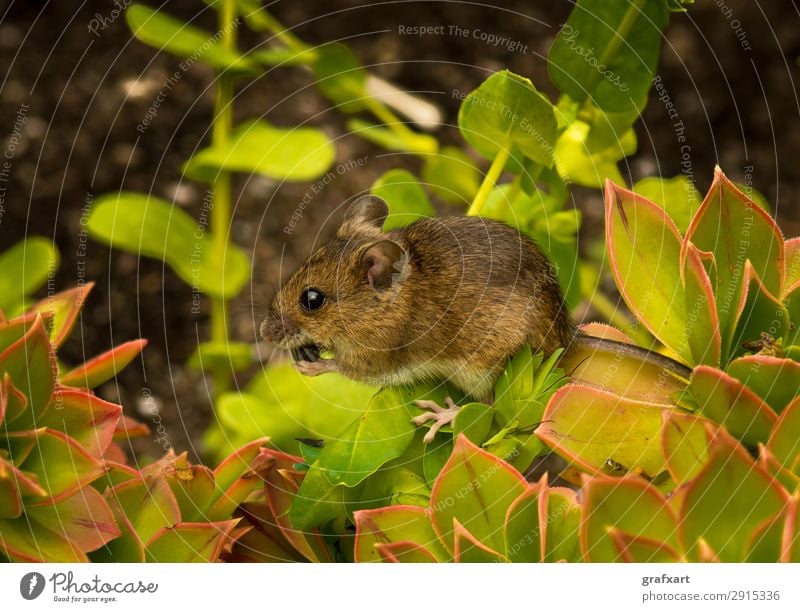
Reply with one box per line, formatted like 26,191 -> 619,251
412,396 -> 461,444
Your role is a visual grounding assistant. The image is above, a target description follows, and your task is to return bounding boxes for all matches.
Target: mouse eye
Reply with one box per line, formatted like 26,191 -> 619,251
300,288 -> 325,312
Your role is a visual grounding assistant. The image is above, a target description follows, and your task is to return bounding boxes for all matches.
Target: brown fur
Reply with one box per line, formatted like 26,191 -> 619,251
262,197 -> 575,399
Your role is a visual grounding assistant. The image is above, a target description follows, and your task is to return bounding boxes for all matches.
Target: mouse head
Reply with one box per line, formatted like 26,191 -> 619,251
261,195 -> 410,356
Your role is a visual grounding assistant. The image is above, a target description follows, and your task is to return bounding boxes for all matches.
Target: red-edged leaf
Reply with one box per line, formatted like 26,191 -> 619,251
684,167 -> 784,308
354,504 -> 447,563
213,437 -> 269,493
608,527 -> 681,562
727,356 -> 800,414
780,496 -> 800,562
758,446 -> 800,492
0,515 -> 87,562
578,322 -> 635,344
605,180 -> 718,366
29,283 -> 93,348
661,412 -> 713,484
38,387 -> 121,457
680,423 -> 789,561
452,519 -> 506,562
374,540 -> 438,563
258,447 -> 333,563
106,474 -> 181,544
767,396 -> 800,474
0,373 -> 28,425
690,366 -> 778,446
430,434 -> 527,554
0,314 -> 56,422
581,475 -> 680,562
504,484 -> 544,562
145,519 -> 240,562
113,414 -> 150,440
784,237 -> 800,297
729,263 -> 789,361
26,486 -> 120,553
536,384 -> 674,479
60,339 -> 147,389
155,452 -> 217,522
228,501 -> 309,562
17,429 -> 104,504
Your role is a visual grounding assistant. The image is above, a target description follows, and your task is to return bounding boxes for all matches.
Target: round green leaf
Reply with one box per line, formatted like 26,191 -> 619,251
633,175 -> 702,234
458,70 -> 557,167
0,238 -> 59,314
313,43 -> 367,112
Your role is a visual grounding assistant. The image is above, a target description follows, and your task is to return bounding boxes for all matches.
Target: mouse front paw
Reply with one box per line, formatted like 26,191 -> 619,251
412,397 -> 461,444
294,359 -> 337,377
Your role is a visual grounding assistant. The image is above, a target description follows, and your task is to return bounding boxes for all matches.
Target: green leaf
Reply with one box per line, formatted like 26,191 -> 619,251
582,475 -> 680,562
183,119 -> 335,182
319,388 -> 415,487
313,43 -> 367,112
661,412 -> 712,484
605,181 -> 721,366
422,439 -> 453,487
553,101 -> 638,187
452,402 -> 493,445
60,339 -> 148,389
458,70 -> 557,167
347,118 -> 438,154
288,465 -> 347,531
126,3 -> 259,74
633,175 -> 702,234
430,435 -> 527,554
87,192 -> 250,298
29,283 -> 92,349
354,505 -> 448,562
146,520 -> 238,562
726,356 -> 800,414
422,147 -> 480,205
537,385 -> 674,479
681,429 -> 788,561
0,238 -> 59,314
548,0 -> 669,112
690,366 -> 777,447
18,430 -> 104,504
371,169 -> 436,231
543,488 -> 581,562
26,486 -> 120,554
36,389 -> 121,458
767,396 -> 800,474
684,168 -> 785,342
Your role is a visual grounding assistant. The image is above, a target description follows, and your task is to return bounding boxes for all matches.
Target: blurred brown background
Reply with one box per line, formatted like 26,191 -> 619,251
1,0 -> 798,459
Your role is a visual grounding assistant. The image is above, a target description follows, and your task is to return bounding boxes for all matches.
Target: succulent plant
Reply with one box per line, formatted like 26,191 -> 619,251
0,284 -> 146,561
537,168 -> 800,481
354,435 -> 580,562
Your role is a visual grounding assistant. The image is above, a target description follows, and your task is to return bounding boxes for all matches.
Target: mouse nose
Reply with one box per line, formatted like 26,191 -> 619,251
260,314 -> 299,342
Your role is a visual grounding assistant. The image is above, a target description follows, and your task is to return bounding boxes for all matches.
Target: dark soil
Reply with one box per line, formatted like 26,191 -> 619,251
2,0 -> 799,462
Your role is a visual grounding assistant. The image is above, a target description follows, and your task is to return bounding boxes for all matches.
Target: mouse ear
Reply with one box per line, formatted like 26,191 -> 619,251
361,240 -> 408,291
339,195 -> 388,236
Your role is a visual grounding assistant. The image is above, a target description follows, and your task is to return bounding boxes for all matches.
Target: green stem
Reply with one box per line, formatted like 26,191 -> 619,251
256,10 -> 307,51
468,146 -> 511,216
363,96 -> 417,141
208,0 -> 237,395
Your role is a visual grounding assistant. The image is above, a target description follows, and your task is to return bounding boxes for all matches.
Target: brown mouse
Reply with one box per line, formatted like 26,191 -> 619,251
261,195 -> 690,442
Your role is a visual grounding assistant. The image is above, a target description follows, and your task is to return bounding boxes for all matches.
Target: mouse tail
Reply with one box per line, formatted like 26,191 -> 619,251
559,332 -> 692,406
